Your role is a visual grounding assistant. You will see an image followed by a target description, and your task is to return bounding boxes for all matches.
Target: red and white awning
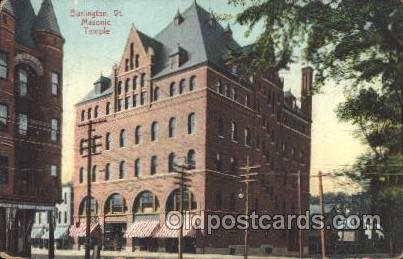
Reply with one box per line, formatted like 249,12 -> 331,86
124,220 -> 159,238
69,222 -> 100,238
153,224 -> 196,238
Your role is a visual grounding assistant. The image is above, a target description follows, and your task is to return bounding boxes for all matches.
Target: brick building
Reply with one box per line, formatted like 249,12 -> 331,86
73,1 -> 312,256
0,0 -> 63,257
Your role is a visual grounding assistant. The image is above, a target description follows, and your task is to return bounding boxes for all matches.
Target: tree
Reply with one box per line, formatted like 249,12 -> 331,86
228,0 -> 403,253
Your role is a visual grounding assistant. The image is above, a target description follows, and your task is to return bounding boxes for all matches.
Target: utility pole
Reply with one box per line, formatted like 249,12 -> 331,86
173,159 -> 192,259
48,210 -> 54,259
297,170 -> 303,258
318,171 -> 326,259
79,119 -> 105,259
239,155 -> 260,259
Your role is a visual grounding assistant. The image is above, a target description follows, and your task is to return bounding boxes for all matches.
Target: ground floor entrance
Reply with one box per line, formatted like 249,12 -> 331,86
103,223 -> 126,251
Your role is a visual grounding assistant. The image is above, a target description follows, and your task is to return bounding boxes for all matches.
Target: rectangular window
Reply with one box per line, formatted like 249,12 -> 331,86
125,96 -> 129,109
117,99 -> 123,111
0,52 -> 7,79
50,165 -> 57,177
18,69 -> 28,97
0,104 -> 8,129
51,72 -> 59,96
133,95 -> 138,107
64,211 -> 67,224
140,92 -> 147,105
18,114 -> 28,135
51,119 -> 58,142
0,156 -> 8,184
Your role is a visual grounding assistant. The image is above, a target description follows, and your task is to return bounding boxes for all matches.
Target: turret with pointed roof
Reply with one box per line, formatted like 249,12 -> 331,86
33,0 -> 62,37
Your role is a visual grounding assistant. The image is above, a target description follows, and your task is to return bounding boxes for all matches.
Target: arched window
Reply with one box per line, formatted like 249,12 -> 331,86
140,73 -> 146,87
105,133 -> 111,150
106,102 -> 111,115
218,117 -> 224,137
135,55 -> 140,68
215,153 -> 222,171
118,81 -> 122,94
151,122 -> 159,141
17,68 -> 28,96
245,128 -> 251,146
188,113 -> 196,134
133,76 -> 138,90
231,121 -> 238,141
79,197 -> 98,216
153,87 -> 160,101
135,126 -> 142,144
119,129 -> 127,147
189,76 -> 196,91
187,149 -> 196,169
168,152 -> 176,172
125,78 -> 130,92
94,106 -> 99,118
81,110 -> 85,121
134,159 -> 141,177
150,156 -> 158,175
179,79 -> 186,94
87,108 -> 92,120
169,82 -> 176,96
231,88 -> 237,100
91,165 -> 97,182
166,189 -> 197,212
104,194 -> 126,214
245,94 -> 250,107
230,156 -> 237,173
226,84 -> 231,97
105,163 -> 111,181
133,191 -> 159,214
217,80 -> 224,94
169,117 -> 176,138
79,167 -> 84,183
119,161 -> 126,179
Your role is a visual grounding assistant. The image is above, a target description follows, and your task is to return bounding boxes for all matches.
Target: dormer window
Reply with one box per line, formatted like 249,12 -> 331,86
174,10 -> 184,25
169,45 -> 188,68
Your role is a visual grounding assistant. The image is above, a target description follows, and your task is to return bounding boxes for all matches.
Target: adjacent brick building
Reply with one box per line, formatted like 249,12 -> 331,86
0,0 -> 63,256
73,2 -> 313,256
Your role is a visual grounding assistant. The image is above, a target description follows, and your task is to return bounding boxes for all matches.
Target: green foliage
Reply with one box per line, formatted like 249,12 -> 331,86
229,0 -> 403,251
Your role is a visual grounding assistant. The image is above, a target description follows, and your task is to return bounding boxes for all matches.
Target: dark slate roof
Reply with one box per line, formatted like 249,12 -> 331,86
33,0 -> 62,37
153,2 -> 240,78
137,30 -> 162,53
11,0 -> 36,48
0,0 -> 15,16
78,85 -> 113,105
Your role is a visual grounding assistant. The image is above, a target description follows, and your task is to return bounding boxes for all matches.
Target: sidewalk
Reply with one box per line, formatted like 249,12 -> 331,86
31,248 -> 292,259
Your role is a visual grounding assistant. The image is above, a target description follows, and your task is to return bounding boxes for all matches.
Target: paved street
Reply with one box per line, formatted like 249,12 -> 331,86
30,249 -> 289,259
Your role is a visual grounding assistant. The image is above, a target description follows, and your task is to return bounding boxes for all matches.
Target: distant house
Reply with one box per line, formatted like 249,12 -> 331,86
31,184 -> 73,250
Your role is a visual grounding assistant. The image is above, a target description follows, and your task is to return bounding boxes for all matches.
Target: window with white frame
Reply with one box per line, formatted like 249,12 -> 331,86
0,104 -> 8,128
50,165 -> 58,177
51,119 -> 58,142
18,69 -> 28,97
0,52 -> 7,79
51,72 -> 59,96
18,114 -> 28,135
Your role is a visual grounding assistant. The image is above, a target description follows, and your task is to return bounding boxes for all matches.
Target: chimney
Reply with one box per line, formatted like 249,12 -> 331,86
301,66 -> 313,120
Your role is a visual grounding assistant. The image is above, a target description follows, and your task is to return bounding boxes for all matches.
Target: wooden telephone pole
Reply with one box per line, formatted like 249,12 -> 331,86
318,171 -> 327,259
79,119 -> 105,259
173,159 -> 192,259
239,155 -> 260,259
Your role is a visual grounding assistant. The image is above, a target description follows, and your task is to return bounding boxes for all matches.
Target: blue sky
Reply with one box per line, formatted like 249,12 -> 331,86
31,0 -> 366,194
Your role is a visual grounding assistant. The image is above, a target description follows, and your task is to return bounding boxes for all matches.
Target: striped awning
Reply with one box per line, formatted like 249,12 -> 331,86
153,224 -> 196,238
124,220 -> 159,238
69,222 -> 100,238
